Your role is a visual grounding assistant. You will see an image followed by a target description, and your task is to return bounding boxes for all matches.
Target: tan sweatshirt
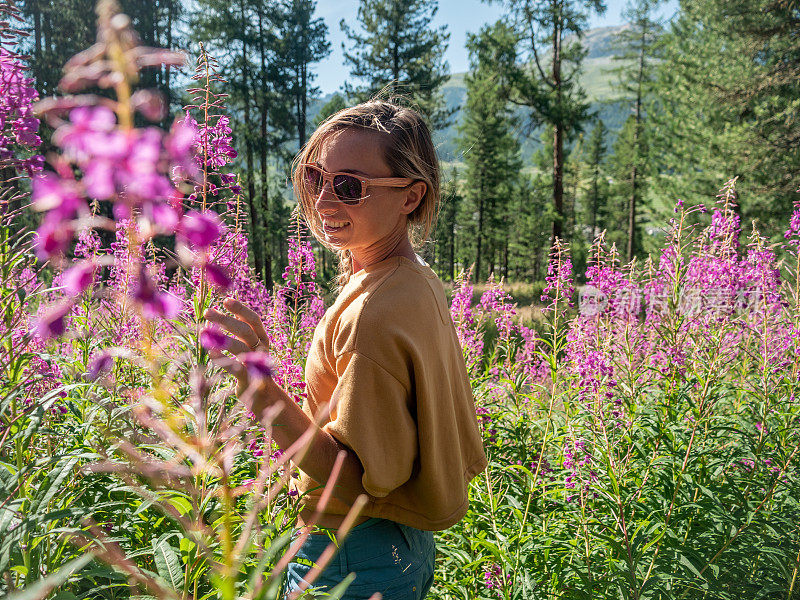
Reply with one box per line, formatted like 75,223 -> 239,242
292,255 -> 488,531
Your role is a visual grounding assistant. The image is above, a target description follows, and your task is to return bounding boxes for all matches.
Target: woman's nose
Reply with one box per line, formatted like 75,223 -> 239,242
314,181 -> 339,212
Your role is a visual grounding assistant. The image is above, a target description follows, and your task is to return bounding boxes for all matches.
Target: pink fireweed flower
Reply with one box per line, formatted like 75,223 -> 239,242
83,158 -> 117,200
166,116 -> 199,179
541,240 -> 575,311
131,265 -> 182,319
204,261 -> 231,290
282,237 -> 318,286
31,172 -> 84,217
479,276 -> 517,341
179,210 -> 227,250
785,200 -> 800,245
34,218 -> 75,260
61,260 -> 96,296
33,301 -> 74,340
241,352 -> 275,381
142,199 -> 181,234
87,351 -> 114,381
73,227 -> 101,259
450,270 -> 484,370
0,47 -> 43,173
200,324 -> 228,352
483,563 -> 507,597
193,231 -> 269,314
54,105 -> 118,159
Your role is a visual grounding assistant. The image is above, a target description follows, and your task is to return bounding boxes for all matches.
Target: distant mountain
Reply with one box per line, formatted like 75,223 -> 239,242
309,25 -> 635,165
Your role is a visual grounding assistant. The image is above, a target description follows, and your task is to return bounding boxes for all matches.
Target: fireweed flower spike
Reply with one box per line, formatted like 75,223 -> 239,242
33,301 -> 73,340
178,209 -> 227,250
203,260 -> 231,291
61,260 -> 97,297
87,351 -> 114,381
0,45 -> 44,175
10,5 -> 346,599
199,324 -> 228,352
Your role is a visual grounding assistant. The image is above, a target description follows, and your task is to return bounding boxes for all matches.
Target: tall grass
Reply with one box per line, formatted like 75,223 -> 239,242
1,2 -> 799,600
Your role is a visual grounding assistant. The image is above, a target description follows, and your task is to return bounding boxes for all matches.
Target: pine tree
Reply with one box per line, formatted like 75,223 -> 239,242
650,0 -> 800,238
19,0 -> 100,96
19,0 -> 183,121
582,119 -> 609,244
192,0 -> 262,278
608,114 -> 648,251
340,0 -> 452,128
430,167 -> 461,280
191,0 -> 299,283
522,130 -> 560,281
612,0 -> 661,260
457,22 -> 522,281
314,93 -> 347,128
278,0 -> 330,148
699,0 -> 799,204
124,0 -> 183,124
488,0 -> 605,247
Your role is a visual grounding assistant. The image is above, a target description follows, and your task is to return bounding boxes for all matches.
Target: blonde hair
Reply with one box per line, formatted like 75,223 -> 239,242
292,98 -> 441,289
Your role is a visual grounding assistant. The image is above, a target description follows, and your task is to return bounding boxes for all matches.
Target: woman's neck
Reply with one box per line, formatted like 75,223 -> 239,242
350,231 -> 416,273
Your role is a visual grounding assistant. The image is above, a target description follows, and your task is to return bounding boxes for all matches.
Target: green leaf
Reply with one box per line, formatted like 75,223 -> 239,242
152,535 -> 183,591
322,572 -> 356,600
246,530 -> 292,595
678,552 -> 707,587
6,553 -> 94,600
30,456 -> 80,513
164,494 -> 193,516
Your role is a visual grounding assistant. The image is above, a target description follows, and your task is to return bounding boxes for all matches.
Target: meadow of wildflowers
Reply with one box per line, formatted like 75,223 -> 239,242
435,181 -> 800,599
1,2 -> 799,600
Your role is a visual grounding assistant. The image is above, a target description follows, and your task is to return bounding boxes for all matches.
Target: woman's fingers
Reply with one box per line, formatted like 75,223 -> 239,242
223,298 -> 270,349
205,307 -> 260,350
225,338 -> 252,356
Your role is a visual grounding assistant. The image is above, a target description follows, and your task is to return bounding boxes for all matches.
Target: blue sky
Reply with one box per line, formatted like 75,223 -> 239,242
312,0 -> 679,95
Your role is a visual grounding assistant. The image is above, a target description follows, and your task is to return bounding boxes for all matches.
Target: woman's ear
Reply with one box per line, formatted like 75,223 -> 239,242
400,181 -> 427,215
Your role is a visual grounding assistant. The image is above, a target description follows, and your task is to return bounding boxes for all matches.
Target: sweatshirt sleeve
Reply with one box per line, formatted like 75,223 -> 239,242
323,350 -> 418,498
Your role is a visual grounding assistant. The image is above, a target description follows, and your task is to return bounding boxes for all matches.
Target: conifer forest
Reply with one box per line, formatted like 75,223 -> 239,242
1,0 -> 799,598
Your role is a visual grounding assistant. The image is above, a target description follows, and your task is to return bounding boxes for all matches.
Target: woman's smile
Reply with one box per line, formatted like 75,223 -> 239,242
321,218 -> 351,233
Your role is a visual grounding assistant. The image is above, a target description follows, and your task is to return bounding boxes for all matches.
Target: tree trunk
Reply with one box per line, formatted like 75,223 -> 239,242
391,3 -> 400,92
240,0 -> 262,280
502,225 -> 509,278
257,4 -> 272,288
164,0 -> 173,125
299,62 -> 307,147
475,183 -> 485,280
591,164 -> 599,241
628,22 -> 647,261
33,0 -> 42,65
449,209 -> 456,280
552,10 -> 564,246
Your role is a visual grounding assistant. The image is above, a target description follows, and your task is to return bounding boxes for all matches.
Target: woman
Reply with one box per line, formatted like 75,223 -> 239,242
206,99 -> 487,599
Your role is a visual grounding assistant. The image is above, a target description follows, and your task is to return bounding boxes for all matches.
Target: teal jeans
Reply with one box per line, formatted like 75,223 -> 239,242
282,517 -> 435,599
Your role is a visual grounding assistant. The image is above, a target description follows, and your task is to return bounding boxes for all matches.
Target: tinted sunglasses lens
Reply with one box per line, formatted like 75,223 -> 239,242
332,174 -> 363,203
303,165 -> 322,192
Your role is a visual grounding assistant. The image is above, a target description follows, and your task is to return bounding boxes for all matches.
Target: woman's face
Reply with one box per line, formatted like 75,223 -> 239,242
312,128 -> 422,265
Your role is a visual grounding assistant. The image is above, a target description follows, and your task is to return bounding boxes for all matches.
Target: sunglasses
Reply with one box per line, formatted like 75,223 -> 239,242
299,163 -> 415,206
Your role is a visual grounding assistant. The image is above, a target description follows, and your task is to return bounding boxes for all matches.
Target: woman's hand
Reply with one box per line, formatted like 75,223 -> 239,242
204,297 -> 274,400
205,297 -> 270,354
